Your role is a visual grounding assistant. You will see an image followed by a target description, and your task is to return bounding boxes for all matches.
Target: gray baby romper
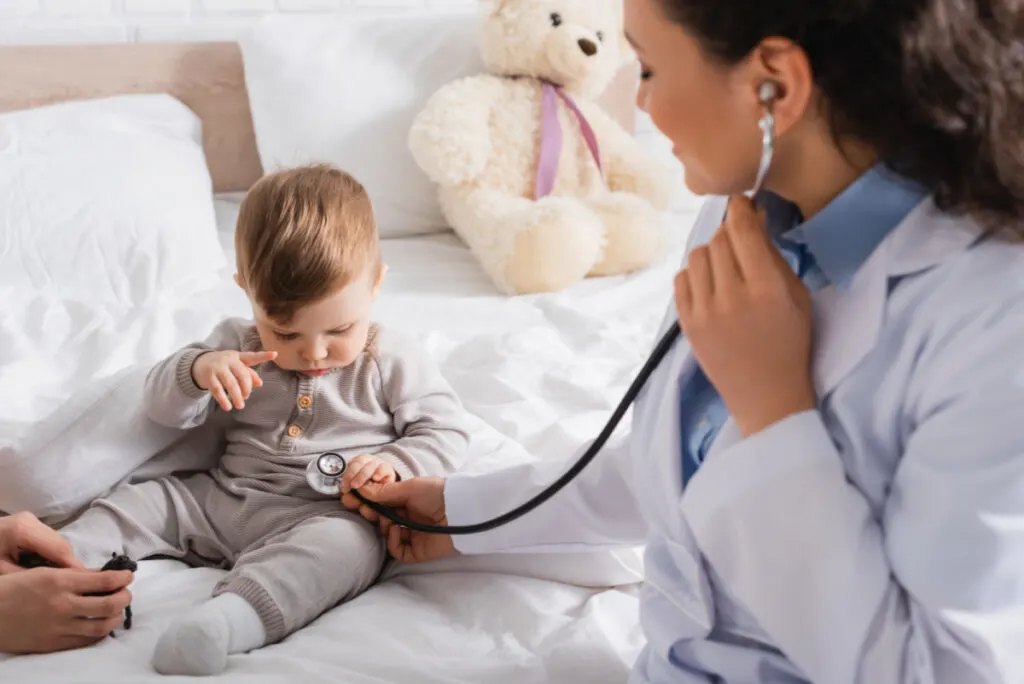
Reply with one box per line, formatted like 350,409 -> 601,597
60,318 -> 471,643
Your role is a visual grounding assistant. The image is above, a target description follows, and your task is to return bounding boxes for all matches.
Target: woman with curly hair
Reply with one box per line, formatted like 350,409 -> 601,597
346,0 -> 1024,681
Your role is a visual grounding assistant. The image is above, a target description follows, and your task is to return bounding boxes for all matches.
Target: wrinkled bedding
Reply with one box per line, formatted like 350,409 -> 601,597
0,196 -> 697,682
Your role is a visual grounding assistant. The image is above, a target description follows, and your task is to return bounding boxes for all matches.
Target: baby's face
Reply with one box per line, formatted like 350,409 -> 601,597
251,266 -> 384,375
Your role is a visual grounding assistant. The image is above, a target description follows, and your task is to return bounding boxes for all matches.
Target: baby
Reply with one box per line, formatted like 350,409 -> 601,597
59,164 -> 470,675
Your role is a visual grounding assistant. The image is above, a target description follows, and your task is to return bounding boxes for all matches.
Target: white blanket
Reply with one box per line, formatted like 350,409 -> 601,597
0,196 -> 696,681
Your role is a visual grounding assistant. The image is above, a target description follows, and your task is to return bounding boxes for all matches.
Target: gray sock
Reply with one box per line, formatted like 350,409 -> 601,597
152,593 -> 267,676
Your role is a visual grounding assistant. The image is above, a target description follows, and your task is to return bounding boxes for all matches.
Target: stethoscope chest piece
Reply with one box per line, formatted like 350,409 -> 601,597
306,452 -> 347,495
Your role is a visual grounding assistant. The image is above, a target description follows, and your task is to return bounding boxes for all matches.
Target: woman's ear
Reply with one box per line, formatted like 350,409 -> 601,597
233,273 -> 243,289
748,37 -> 815,137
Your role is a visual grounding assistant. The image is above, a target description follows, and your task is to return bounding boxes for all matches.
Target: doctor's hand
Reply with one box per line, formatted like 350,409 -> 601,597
341,477 -> 458,563
675,195 -> 816,438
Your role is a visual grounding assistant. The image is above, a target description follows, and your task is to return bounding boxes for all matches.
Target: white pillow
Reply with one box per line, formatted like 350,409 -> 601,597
239,12 -> 485,239
0,94 -> 225,307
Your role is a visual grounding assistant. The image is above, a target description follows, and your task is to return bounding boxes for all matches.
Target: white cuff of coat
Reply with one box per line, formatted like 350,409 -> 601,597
445,471 -> 499,556
682,410 -> 838,528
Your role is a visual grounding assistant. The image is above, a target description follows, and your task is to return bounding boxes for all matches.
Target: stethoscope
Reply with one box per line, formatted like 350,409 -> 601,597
307,452 -> 350,495
317,83 -> 779,535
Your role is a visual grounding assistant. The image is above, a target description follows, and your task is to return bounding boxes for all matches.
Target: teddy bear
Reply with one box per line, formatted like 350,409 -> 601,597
408,0 -> 674,295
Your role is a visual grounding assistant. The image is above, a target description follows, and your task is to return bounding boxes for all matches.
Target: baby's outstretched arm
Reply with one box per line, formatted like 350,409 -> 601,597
143,317 -> 261,429
371,331 -> 472,481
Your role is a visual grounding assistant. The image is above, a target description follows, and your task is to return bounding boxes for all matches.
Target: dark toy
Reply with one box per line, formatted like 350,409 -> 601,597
17,550 -> 138,633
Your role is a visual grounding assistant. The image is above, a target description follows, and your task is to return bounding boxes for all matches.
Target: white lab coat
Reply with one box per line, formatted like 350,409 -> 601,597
445,196 -> 1024,683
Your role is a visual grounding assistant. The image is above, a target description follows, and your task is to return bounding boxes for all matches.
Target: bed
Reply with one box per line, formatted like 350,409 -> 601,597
0,26 -> 697,684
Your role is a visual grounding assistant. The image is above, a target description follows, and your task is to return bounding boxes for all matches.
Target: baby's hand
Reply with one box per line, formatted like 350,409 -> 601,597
191,350 -> 278,411
340,455 -> 397,494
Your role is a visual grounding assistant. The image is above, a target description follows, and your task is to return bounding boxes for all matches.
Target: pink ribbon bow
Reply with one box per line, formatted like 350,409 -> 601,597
534,82 -> 604,199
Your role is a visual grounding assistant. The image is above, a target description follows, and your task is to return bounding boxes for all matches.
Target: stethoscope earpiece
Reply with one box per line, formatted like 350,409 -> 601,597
758,81 -> 779,106
747,81 -> 779,200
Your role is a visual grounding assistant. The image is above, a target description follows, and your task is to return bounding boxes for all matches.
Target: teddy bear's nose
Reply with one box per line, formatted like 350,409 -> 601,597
578,38 -> 599,57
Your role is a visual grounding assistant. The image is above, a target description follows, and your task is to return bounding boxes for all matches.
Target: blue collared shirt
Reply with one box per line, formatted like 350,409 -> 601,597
680,164 -> 928,484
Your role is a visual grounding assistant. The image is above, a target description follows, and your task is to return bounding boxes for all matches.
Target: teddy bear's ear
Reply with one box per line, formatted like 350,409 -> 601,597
486,0 -> 517,15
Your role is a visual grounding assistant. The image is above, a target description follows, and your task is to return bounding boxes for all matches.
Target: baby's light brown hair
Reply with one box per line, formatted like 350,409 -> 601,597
235,164 -> 380,323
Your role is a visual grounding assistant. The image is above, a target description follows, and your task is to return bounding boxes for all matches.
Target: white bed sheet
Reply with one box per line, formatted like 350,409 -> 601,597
0,196 -> 697,683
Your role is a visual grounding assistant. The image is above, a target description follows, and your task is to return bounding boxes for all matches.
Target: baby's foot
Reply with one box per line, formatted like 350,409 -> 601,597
151,594 -> 265,676
152,606 -> 229,676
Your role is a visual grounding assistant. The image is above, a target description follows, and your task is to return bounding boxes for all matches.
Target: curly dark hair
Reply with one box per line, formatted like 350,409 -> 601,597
660,0 -> 1024,228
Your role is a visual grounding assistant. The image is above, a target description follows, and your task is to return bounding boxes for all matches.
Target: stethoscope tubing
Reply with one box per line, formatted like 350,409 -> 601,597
350,324 -> 682,534
350,84 -> 778,536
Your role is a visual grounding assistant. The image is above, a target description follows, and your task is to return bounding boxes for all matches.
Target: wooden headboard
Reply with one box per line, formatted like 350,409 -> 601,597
0,42 -> 639,194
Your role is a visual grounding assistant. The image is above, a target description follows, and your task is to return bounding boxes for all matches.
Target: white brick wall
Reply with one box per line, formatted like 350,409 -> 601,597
0,0 -> 698,213
0,0 -> 482,45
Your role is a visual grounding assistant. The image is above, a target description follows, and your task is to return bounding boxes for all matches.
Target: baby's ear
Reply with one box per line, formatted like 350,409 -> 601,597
373,263 -> 388,297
